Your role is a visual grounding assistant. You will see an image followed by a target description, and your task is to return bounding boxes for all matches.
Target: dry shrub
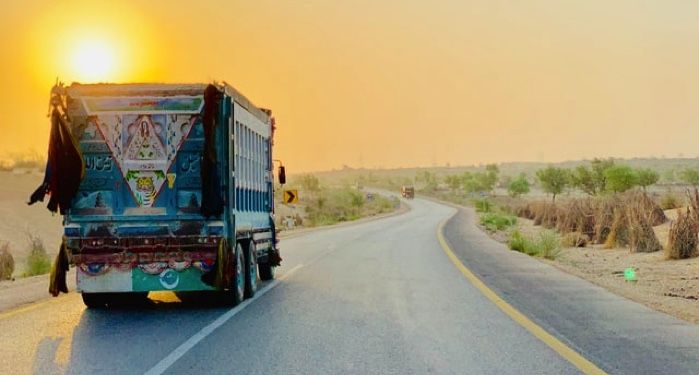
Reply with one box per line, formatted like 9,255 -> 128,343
633,192 -> 666,226
557,198 -> 596,237
687,189 -> 699,228
594,197 -> 619,244
665,209 -> 698,259
604,207 -> 631,248
660,192 -> 682,210
627,199 -> 662,253
561,232 -> 589,248
527,201 -> 561,228
0,242 -> 14,280
516,203 -> 535,220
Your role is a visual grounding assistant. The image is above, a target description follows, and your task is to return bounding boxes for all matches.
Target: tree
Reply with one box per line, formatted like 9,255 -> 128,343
570,158 -> 615,195
536,167 -> 569,203
680,168 -> 699,187
461,172 -> 479,193
635,168 -> 659,192
507,174 -> 530,197
604,165 -> 638,193
484,164 -> 499,189
570,165 -> 597,195
475,172 -> 497,193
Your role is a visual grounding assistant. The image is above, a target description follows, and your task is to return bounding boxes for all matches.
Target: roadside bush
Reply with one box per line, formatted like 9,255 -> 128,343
538,230 -> 562,259
480,212 -> 517,232
24,233 -> 51,276
472,198 -> 492,213
508,230 -> 562,259
660,192 -> 682,210
304,187 -> 398,227
665,209 -> 698,259
508,230 -> 537,255
0,242 -> 14,280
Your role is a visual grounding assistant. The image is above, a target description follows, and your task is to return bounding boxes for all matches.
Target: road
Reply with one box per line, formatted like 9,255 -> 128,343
0,197 -> 698,374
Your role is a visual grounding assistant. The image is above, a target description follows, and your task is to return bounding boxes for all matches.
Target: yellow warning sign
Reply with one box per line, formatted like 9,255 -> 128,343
283,190 -> 299,204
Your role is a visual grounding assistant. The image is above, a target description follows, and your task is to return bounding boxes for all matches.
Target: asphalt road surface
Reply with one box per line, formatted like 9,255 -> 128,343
0,197 -> 698,374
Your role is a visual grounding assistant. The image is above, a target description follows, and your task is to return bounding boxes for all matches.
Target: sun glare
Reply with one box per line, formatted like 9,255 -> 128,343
70,40 -> 116,82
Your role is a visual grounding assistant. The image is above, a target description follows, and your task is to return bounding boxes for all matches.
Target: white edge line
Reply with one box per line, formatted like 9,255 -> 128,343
144,264 -> 303,375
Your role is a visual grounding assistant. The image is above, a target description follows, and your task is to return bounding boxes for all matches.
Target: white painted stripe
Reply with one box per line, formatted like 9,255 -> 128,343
143,264 -> 303,375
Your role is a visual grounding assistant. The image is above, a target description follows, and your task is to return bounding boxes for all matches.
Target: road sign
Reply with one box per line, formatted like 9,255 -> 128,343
283,190 -> 298,204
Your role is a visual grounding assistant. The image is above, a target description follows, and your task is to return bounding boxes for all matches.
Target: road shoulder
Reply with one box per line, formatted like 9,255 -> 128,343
442,205 -> 699,375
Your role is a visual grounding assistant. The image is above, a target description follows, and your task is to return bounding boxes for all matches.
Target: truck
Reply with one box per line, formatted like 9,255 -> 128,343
401,186 -> 415,199
32,82 -> 284,308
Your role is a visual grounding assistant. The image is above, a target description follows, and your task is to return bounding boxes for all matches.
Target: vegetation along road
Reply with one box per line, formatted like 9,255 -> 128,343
0,196 -> 698,374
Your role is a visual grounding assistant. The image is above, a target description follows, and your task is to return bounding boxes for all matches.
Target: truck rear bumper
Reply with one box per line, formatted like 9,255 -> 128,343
69,235 -> 221,293
77,266 -> 215,293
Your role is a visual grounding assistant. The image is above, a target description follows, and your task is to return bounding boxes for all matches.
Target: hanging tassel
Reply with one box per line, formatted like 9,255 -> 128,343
48,243 -> 69,297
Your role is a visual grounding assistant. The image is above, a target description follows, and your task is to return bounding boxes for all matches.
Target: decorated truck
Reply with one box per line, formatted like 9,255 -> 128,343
400,186 -> 414,199
30,82 -> 284,308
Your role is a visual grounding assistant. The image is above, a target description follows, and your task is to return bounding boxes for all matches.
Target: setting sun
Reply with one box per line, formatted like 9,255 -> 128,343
70,40 -> 116,82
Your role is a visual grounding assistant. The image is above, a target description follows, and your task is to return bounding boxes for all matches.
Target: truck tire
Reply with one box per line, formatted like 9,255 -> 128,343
221,242 -> 245,306
82,293 -> 110,308
244,242 -> 258,298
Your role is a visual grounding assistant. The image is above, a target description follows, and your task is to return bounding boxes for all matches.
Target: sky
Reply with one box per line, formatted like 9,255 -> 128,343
2,0 -> 699,172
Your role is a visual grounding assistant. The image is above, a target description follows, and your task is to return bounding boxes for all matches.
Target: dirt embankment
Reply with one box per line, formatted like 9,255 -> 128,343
0,171 -> 64,277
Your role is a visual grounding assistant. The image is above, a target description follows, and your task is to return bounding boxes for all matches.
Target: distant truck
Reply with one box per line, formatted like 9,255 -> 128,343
401,186 -> 415,199
32,82 -> 284,308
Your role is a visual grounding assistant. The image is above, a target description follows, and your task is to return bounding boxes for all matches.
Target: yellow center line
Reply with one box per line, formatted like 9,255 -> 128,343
437,218 -> 607,375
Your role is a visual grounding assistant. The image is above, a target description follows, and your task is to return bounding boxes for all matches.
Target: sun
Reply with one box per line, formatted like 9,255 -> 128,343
70,40 -> 117,82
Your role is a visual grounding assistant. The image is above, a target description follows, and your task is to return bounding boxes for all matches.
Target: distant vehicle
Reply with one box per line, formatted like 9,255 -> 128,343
401,186 -> 415,199
32,82 -> 285,308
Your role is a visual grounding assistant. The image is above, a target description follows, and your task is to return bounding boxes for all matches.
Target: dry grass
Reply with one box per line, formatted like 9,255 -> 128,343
561,231 -> 589,248
0,242 -> 14,280
627,197 -> 662,253
665,209 -> 698,259
517,192 -> 665,252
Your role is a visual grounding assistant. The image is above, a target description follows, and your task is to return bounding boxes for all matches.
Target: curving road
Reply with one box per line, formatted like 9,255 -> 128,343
0,197 -> 697,374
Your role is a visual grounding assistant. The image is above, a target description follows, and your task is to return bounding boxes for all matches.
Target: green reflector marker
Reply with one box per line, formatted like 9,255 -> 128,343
624,267 -> 636,281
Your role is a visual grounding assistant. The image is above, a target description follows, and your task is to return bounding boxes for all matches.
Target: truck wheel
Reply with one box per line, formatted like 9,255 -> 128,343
244,242 -> 258,298
222,242 -> 245,306
82,293 -> 109,308
259,257 -> 275,281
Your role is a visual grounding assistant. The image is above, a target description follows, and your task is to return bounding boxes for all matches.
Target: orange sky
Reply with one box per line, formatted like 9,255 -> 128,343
2,1 -> 699,172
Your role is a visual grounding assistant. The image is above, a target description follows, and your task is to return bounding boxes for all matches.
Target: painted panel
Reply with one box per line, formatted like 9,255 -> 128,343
78,96 -> 202,210
132,267 -> 213,292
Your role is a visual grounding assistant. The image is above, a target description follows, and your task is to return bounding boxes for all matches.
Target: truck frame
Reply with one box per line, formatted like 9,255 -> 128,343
46,82 -> 281,307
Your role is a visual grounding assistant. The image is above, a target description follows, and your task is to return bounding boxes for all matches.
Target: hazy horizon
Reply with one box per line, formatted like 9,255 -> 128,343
3,1 -> 699,172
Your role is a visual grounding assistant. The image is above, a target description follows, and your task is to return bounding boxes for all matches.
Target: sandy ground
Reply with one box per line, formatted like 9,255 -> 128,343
0,171 -> 64,277
501,209 -> 699,324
